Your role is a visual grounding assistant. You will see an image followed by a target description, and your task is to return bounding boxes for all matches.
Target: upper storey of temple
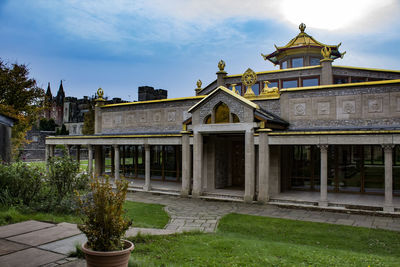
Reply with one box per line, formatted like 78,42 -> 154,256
261,23 -> 345,69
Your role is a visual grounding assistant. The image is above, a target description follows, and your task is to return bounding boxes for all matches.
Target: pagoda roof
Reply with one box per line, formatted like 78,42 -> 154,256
262,23 -> 344,65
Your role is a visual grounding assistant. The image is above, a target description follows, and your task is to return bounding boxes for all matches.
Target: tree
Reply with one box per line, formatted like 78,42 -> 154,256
0,60 -> 44,157
39,118 -> 57,131
82,99 -> 95,135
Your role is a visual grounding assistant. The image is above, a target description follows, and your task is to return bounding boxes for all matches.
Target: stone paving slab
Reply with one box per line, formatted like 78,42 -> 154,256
0,239 -> 29,256
0,220 -> 54,238
7,223 -> 81,246
39,234 -> 87,255
0,248 -> 65,267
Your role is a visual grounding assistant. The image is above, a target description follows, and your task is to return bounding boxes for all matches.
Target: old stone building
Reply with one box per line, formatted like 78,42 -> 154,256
46,24 -> 400,213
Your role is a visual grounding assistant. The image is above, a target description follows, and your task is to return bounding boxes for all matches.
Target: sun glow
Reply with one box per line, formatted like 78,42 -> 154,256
279,0 -> 395,31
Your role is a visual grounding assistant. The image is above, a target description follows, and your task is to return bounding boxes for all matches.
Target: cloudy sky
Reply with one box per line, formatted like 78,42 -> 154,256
1,0 -> 400,101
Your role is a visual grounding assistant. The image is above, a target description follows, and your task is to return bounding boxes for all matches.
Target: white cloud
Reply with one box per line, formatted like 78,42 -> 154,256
30,0 -> 400,46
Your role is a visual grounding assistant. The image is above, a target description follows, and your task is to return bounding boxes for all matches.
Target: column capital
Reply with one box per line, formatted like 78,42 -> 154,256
318,144 -> 328,152
382,144 -> 394,151
113,144 -> 119,149
144,144 -> 150,150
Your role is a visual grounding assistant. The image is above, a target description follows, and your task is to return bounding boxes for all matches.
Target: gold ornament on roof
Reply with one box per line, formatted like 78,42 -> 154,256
242,68 -> 257,97
260,81 -> 280,99
196,79 -> 202,89
321,46 -> 332,59
218,60 -> 226,72
299,23 -> 306,33
231,84 -> 239,94
97,88 -> 104,100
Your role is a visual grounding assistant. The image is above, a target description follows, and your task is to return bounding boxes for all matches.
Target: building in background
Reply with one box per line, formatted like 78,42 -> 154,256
46,24 -> 400,213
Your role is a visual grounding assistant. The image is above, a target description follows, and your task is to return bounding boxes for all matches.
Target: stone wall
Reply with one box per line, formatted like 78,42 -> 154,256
279,84 -> 400,130
100,99 -> 199,134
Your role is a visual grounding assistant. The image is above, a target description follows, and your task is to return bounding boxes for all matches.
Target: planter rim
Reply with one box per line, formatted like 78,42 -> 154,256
81,239 -> 134,256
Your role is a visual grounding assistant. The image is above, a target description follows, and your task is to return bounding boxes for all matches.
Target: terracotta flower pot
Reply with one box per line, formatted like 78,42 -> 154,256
81,240 -> 134,267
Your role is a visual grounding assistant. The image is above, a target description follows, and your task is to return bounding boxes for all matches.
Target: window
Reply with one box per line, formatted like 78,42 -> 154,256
310,57 -> 320,66
252,82 -> 260,95
215,103 -> 230,123
292,57 -> 304,68
334,76 -> 349,84
282,79 -> 298,88
281,60 -> 288,69
351,77 -> 366,83
302,77 -> 319,87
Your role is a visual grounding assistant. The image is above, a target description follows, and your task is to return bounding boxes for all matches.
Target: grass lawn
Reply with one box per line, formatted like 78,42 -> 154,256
0,201 -> 169,229
128,213 -> 400,267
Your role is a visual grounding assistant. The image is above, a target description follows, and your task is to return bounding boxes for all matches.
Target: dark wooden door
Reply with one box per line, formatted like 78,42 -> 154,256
231,141 -> 245,188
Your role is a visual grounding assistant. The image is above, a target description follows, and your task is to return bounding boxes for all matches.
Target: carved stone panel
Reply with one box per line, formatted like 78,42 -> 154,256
167,110 -> 176,122
336,95 -> 361,119
389,92 -> 400,118
362,93 -> 389,119
288,98 -> 312,120
138,111 -> 147,123
317,102 -> 330,115
153,111 -> 161,122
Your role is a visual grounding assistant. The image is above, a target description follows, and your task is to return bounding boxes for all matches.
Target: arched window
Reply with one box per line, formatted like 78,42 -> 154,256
215,102 -> 230,123
232,113 -> 240,123
204,115 -> 211,124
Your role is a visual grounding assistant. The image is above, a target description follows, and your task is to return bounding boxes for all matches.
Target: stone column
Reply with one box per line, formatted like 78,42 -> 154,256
318,144 -> 328,207
77,145 -> 81,162
45,145 -> 50,172
94,145 -> 103,176
192,132 -> 203,197
181,132 -> 191,196
66,145 -> 71,157
144,144 -> 151,191
114,144 -> 120,182
320,59 -> 333,85
258,131 -> 270,203
244,129 -> 255,203
383,145 -> 394,212
88,145 -> 93,176
50,145 -> 55,158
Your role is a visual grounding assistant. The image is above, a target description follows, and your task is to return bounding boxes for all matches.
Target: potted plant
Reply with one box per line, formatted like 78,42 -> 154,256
76,176 -> 133,267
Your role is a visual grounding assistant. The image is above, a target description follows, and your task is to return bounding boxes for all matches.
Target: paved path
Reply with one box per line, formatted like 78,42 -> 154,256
1,192 -> 400,266
126,192 -> 400,232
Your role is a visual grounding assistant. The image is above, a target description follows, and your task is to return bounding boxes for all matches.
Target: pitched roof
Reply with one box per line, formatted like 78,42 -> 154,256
188,86 -> 259,113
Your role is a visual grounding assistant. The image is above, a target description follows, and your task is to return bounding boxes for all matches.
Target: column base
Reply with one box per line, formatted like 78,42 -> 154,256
180,189 -> 190,197
244,195 -> 254,203
318,200 -> 328,207
257,196 -> 269,204
384,205 -> 394,213
143,184 -> 151,192
192,190 -> 201,198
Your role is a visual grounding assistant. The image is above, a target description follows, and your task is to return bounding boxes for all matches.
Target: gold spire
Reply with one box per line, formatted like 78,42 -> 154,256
299,23 -> 306,33
95,88 -> 106,106
218,60 -> 226,72
195,79 -> 202,94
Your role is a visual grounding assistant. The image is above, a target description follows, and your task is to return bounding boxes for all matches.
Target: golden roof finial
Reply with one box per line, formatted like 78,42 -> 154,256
299,23 -> 306,33
195,79 -> 202,94
97,88 -> 104,100
196,79 -> 202,89
321,46 -> 332,59
218,60 -> 226,72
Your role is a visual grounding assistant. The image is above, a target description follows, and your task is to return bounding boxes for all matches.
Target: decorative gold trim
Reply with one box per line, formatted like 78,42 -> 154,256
269,130 -> 400,136
280,79 -> 400,92
102,96 -> 205,108
226,65 -> 321,78
218,60 -> 226,72
333,65 -> 400,74
47,134 -> 182,139
188,86 -> 259,112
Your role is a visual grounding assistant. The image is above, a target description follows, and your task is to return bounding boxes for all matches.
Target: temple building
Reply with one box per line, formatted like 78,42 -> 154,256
46,24 -> 400,213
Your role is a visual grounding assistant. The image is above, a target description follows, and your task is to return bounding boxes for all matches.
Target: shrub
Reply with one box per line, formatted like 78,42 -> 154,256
0,162 -> 44,206
76,176 -> 132,251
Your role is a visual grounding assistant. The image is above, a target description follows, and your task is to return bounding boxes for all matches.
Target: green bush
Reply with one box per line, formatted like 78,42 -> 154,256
0,162 -> 44,206
0,156 -> 89,214
76,176 -> 132,251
